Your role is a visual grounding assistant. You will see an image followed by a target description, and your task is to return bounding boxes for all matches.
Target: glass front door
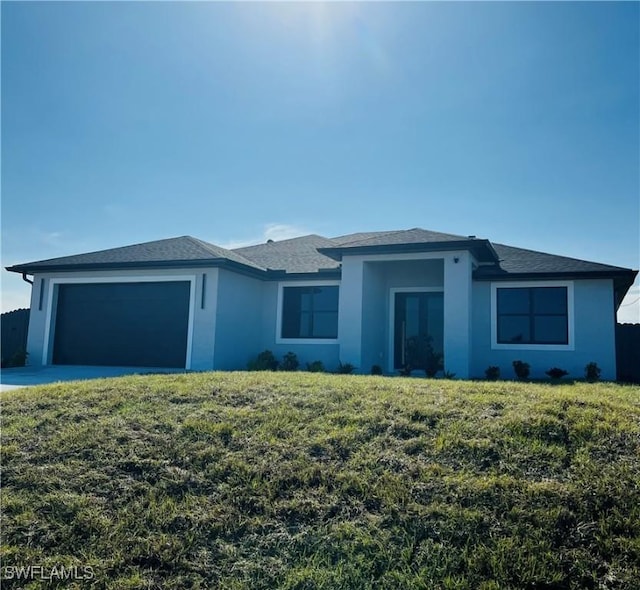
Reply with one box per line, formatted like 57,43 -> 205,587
393,291 -> 444,372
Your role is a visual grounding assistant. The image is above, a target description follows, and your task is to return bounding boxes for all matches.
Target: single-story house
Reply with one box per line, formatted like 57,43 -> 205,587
6,228 -> 637,380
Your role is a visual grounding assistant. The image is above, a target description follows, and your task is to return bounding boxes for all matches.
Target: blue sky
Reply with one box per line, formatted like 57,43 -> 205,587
2,1 -> 639,321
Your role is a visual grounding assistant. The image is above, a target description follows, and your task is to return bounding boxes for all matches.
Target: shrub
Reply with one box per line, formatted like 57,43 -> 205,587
442,370 -> 456,380
485,366 -> 500,381
424,341 -> 444,378
512,360 -> 530,380
399,364 -> 412,377
545,367 -> 568,380
404,335 -> 443,377
247,350 -> 279,371
585,362 -> 601,382
306,360 -> 325,373
280,352 -> 299,372
336,362 -> 355,374
371,364 -> 383,375
2,348 -> 28,369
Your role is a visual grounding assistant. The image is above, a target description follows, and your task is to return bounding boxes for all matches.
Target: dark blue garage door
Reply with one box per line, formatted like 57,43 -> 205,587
52,281 -> 190,368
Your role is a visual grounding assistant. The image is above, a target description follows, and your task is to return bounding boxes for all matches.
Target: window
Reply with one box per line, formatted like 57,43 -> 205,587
496,286 -> 568,345
281,286 -> 339,339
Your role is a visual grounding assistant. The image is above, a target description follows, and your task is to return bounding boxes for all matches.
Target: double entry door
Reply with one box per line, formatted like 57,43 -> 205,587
393,291 -> 444,372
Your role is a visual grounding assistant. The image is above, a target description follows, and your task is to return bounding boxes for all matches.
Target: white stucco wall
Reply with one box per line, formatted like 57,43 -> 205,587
361,262 -> 387,373
338,257 -> 365,369
471,278 -> 617,380
213,269 -> 263,370
443,252 -> 473,379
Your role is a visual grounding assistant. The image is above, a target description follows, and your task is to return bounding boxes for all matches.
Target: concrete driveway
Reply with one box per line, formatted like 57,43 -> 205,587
0,365 -> 184,391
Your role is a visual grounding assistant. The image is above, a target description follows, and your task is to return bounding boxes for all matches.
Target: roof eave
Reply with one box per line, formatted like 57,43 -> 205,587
5,258 -> 266,276
318,239 -> 498,262
473,269 -> 638,281
265,268 -> 342,280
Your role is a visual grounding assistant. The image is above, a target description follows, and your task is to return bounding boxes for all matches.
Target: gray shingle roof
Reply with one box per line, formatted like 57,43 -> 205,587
320,228 -> 498,263
6,229 -> 636,287
7,236 -> 264,273
332,228 -> 469,248
476,243 -> 632,277
234,235 -> 340,273
331,230 -> 404,246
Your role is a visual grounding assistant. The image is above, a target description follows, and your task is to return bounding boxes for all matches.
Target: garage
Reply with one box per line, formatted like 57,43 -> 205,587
52,281 -> 191,368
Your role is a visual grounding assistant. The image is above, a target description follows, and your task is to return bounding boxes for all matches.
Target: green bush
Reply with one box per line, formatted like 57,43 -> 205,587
306,360 -> 325,373
336,362 -> 355,374
280,352 -> 299,372
371,364 -> 383,375
585,362 -> 601,382
2,348 -> 28,368
399,364 -> 412,376
247,350 -> 279,371
485,366 -> 500,381
424,347 -> 444,377
512,360 -> 530,380
545,367 -> 568,380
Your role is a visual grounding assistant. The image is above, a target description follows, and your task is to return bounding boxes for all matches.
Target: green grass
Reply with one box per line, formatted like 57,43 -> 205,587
2,372 -> 639,589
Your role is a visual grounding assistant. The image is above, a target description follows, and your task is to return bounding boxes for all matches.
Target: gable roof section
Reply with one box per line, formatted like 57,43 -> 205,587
234,234 -> 340,274
6,236 -> 265,274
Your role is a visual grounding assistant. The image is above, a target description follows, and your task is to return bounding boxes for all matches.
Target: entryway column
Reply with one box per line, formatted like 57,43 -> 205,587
338,257 -> 364,369
443,252 -> 472,378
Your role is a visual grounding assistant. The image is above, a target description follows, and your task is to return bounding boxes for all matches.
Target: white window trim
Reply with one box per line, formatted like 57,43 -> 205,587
490,280 -> 575,351
42,275 -> 197,368
388,287 -> 444,373
276,280 -> 340,345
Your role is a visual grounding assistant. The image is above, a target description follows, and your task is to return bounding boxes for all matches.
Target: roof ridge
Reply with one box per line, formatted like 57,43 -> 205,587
331,229 -> 403,243
331,229 -> 406,247
408,227 -> 470,239
184,235 -> 229,255
331,227 -> 470,248
234,233 -> 330,251
185,236 -> 268,269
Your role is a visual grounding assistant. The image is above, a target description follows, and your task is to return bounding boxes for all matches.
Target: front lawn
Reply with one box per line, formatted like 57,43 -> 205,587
2,373 -> 639,589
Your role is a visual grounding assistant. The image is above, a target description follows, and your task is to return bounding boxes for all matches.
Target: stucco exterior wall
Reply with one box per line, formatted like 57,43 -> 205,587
191,269 -> 219,370
25,277 -> 47,366
377,260 -> 444,290
338,257 -> 365,369
443,252 -> 473,378
471,278 -> 617,380
213,269 -> 263,370
361,262 -> 387,372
